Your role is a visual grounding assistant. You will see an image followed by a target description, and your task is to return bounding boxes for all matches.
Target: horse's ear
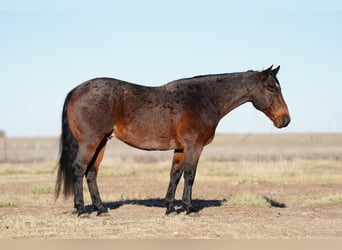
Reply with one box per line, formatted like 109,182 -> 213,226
272,65 -> 280,75
260,65 -> 273,81
264,65 -> 273,72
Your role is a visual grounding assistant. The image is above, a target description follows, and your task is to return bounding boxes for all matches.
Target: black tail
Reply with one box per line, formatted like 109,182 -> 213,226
55,90 -> 78,200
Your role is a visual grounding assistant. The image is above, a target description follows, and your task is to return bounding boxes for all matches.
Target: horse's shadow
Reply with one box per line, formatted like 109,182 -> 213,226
108,198 -> 223,211
85,196 -> 286,214
85,198 -> 223,214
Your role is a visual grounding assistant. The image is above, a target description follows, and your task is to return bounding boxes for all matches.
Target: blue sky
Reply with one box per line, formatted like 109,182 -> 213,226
1,1 -> 342,136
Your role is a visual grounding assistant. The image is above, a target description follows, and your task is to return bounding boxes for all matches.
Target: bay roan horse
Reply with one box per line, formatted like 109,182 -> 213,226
55,65 -> 290,216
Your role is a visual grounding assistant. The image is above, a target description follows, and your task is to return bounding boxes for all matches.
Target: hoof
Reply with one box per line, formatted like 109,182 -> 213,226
165,207 -> 178,216
98,212 -> 110,217
97,208 -> 110,217
78,212 -> 90,218
165,210 -> 178,217
184,206 -> 198,215
187,211 -> 200,217
74,207 -> 89,217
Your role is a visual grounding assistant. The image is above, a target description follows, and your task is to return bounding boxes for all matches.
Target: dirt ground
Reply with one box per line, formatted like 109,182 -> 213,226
0,134 -> 341,239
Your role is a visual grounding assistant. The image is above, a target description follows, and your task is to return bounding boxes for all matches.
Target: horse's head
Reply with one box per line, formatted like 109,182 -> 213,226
251,66 -> 290,128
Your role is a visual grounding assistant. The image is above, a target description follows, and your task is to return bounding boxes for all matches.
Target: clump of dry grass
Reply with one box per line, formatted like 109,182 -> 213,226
222,193 -> 271,208
0,200 -> 15,207
0,192 -> 16,207
309,194 -> 342,207
31,185 -> 52,195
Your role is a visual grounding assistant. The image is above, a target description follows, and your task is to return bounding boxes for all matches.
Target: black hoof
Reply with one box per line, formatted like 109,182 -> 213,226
166,211 -> 178,216
75,207 -> 89,217
97,207 -> 109,216
78,209 -> 90,218
184,205 -> 198,215
98,212 -> 110,217
165,207 -> 178,216
187,211 -> 200,217
79,212 -> 90,218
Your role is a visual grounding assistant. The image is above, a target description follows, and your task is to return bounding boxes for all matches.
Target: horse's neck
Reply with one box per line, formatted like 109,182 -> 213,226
207,72 -> 258,118
166,71 -> 258,119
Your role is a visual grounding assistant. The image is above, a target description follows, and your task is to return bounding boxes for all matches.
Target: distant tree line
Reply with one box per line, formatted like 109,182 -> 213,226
0,130 -> 5,137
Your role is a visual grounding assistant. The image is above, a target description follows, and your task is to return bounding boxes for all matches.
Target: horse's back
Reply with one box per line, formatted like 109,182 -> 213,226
67,77 -> 182,150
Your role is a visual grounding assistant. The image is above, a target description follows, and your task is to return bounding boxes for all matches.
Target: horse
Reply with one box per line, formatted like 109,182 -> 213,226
55,65 -> 290,216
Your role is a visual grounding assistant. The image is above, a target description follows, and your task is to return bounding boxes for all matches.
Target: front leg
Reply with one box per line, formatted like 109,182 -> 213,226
182,165 -> 198,214
181,146 -> 202,215
164,149 -> 184,215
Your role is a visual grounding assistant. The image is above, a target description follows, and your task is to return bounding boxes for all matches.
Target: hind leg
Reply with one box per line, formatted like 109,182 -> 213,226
73,142 -> 100,216
86,146 -> 108,216
73,160 -> 88,216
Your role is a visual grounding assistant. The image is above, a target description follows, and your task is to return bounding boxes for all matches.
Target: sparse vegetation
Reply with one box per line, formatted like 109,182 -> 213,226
31,185 -> 52,195
222,193 -> 271,207
0,134 -> 341,239
0,163 -> 55,175
309,194 -> 342,207
0,200 -> 15,207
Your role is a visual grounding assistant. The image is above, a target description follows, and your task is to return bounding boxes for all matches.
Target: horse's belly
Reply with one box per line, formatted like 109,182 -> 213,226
113,122 -> 178,151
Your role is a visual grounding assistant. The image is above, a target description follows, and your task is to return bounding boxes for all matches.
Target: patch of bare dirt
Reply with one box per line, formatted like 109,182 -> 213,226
1,134 -> 342,238
1,171 -> 342,239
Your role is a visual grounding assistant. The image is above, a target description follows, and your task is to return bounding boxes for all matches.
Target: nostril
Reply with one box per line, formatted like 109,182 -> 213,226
282,115 -> 290,127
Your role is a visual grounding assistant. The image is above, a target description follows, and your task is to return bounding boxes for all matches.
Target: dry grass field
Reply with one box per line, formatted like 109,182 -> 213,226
0,133 -> 342,239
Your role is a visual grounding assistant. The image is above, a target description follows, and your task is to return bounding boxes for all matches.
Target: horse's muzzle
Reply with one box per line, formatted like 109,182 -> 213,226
274,115 -> 291,128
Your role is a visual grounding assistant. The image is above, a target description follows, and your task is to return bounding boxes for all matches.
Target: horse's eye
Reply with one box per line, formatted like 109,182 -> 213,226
267,85 -> 276,93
